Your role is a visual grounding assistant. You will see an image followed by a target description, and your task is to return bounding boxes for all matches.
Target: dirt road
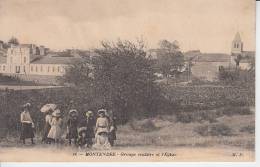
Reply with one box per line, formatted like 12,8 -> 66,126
0,146 -> 254,162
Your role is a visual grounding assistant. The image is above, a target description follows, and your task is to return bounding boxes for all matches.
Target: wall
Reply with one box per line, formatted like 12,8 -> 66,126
191,62 -> 229,81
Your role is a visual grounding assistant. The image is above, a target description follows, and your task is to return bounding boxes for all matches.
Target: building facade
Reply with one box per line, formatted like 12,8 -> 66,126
0,44 -> 83,84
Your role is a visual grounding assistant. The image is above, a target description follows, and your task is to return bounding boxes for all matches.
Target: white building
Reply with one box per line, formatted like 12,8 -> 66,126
0,44 -> 82,83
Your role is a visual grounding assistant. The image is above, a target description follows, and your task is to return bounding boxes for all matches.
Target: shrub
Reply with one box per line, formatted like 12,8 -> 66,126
240,125 -> 255,134
129,119 -> 159,132
176,110 -> 218,123
216,106 -> 251,117
194,123 -> 234,136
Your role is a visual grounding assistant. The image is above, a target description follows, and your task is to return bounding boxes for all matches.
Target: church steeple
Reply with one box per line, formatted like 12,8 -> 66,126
231,32 -> 243,54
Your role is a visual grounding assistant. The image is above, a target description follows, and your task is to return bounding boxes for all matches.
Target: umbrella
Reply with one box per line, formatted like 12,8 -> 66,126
40,103 -> 57,113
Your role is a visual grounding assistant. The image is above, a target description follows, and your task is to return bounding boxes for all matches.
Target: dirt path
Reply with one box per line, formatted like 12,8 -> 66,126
0,145 -> 254,162
0,85 -> 63,90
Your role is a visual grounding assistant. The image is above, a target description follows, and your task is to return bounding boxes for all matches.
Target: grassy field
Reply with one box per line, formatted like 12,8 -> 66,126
0,84 -> 254,161
117,111 -> 254,150
0,111 -> 254,162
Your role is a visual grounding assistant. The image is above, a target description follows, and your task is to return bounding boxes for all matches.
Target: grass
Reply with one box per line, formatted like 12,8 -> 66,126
116,113 -> 254,150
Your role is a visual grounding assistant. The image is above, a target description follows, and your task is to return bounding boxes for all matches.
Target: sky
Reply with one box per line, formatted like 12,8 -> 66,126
0,0 -> 256,53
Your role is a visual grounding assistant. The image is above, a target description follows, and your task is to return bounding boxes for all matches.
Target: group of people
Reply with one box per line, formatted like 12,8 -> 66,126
20,103 -> 117,149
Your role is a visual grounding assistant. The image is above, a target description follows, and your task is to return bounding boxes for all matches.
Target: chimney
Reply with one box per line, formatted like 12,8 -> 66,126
0,41 -> 3,50
39,45 -> 45,56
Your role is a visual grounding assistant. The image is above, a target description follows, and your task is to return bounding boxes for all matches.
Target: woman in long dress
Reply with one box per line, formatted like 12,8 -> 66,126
20,103 -> 35,145
42,110 -> 53,144
66,109 -> 79,146
108,116 -> 117,146
93,109 -> 111,149
85,111 -> 95,148
48,109 -> 63,144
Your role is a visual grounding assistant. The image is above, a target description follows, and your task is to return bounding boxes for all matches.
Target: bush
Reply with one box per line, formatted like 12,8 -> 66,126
194,123 -> 234,136
216,106 -> 251,117
176,110 -> 218,123
129,119 -> 159,132
240,125 -> 255,134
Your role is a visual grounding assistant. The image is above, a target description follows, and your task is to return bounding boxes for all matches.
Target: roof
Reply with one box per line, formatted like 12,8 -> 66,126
242,51 -> 255,58
233,32 -> 241,42
184,51 -> 230,62
31,53 -> 83,64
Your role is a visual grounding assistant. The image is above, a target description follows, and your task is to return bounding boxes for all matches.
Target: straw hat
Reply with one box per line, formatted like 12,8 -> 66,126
85,110 -> 93,117
69,109 -> 78,116
23,103 -> 31,109
98,109 -> 106,114
78,127 -> 87,136
52,109 -> 61,117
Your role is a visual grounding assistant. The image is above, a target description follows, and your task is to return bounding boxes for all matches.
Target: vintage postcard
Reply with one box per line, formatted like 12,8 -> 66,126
0,0 -> 256,162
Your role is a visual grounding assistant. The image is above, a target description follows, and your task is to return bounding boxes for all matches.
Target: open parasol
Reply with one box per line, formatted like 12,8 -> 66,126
40,103 -> 57,113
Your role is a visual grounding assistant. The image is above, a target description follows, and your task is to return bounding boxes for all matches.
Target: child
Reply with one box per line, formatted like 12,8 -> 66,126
77,127 -> 87,149
66,109 -> 79,146
48,109 -> 63,145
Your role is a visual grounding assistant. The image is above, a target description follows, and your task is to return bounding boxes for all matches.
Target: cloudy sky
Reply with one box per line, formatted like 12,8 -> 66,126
0,0 -> 255,53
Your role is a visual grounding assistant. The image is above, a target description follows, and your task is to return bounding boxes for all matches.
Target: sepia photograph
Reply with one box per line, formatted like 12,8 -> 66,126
0,0 -> 256,162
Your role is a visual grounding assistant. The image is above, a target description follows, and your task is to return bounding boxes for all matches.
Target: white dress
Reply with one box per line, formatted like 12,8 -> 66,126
93,117 -> 111,149
47,118 -> 63,140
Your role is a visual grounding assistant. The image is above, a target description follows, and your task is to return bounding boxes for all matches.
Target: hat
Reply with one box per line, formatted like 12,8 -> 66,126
85,111 -> 93,117
78,127 -> 87,136
69,109 -> 78,115
23,103 -> 31,109
98,109 -> 106,114
52,109 -> 61,117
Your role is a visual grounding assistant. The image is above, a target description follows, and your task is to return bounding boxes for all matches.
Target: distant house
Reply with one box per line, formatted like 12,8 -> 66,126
147,32 -> 255,81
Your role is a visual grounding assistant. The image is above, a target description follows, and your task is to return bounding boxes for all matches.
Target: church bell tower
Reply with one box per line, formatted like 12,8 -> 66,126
230,32 -> 243,66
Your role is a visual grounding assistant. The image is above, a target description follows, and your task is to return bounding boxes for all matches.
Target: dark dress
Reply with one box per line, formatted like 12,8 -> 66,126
86,117 -> 95,138
108,118 -> 117,146
42,114 -> 52,143
77,136 -> 87,148
20,111 -> 34,140
66,116 -> 79,139
20,122 -> 34,140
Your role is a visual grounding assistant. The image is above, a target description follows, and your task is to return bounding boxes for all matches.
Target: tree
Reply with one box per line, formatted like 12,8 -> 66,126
62,39 -> 161,123
234,54 -> 242,69
156,40 -> 185,83
8,37 -> 19,45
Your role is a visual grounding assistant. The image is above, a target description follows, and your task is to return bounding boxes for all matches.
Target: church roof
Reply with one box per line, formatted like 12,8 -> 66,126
184,50 -> 230,62
233,32 -> 241,42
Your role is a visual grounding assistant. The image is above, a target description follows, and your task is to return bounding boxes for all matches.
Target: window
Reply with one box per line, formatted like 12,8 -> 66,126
237,43 -> 239,48
24,57 -> 26,63
47,66 -> 50,72
52,66 -> 55,72
35,66 -> 38,72
23,66 -> 26,72
234,43 -> 236,48
57,66 -> 60,72
41,66 -> 43,72
31,66 -> 33,72
3,65 -> 5,71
